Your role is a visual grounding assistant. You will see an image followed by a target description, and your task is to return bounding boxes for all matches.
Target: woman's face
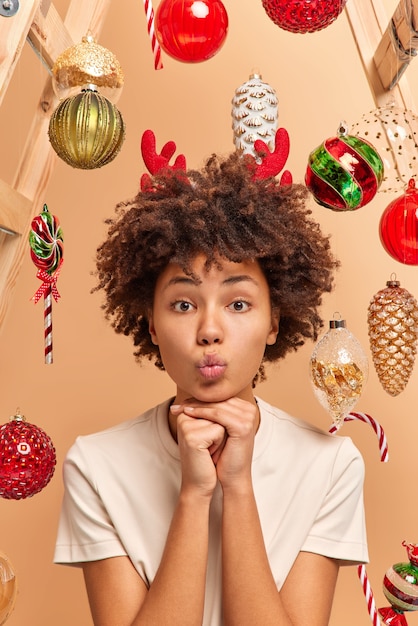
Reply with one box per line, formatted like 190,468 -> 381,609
149,255 -> 279,404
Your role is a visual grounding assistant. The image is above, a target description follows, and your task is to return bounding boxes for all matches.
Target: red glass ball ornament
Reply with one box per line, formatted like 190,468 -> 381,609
0,412 -> 56,500
379,179 -> 418,265
262,0 -> 347,34
155,0 -> 228,63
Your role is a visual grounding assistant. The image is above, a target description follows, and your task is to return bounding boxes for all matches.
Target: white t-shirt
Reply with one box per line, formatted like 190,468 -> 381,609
54,397 -> 368,624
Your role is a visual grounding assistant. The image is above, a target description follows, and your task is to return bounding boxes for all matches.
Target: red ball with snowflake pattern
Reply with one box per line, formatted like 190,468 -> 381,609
0,413 -> 56,500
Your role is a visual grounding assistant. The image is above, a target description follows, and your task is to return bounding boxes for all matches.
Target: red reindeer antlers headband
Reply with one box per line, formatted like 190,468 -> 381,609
140,128 -> 292,191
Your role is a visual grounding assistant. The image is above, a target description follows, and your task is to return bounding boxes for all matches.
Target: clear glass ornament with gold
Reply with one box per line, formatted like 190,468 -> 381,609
309,315 -> 369,429
0,551 -> 17,626
351,98 -> 418,193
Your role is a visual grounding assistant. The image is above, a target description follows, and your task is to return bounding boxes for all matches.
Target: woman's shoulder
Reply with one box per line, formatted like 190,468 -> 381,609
66,398 -> 173,459
256,396 -> 362,460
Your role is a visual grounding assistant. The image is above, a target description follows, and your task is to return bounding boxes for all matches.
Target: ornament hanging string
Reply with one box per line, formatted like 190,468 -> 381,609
143,0 -> 163,70
329,412 -> 389,462
358,565 -> 381,626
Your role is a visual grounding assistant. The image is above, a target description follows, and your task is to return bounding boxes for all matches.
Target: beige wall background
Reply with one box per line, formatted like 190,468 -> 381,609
1,1 -> 418,624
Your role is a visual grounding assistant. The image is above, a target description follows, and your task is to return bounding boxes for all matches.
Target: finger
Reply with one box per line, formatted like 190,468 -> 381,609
179,400 -> 258,436
209,434 -> 227,466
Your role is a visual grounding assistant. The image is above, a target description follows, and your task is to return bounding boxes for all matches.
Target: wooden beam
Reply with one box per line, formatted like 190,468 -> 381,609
27,2 -> 74,71
0,180 -> 33,235
0,0 -> 42,108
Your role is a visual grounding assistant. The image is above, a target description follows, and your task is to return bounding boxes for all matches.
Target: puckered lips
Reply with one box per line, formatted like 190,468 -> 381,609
197,354 -> 227,380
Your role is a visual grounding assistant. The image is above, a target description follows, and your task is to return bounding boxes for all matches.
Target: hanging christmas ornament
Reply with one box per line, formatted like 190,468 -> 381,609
261,0 -> 347,34
379,179 -> 418,265
351,101 -> 418,193
231,72 -> 278,155
367,278 -> 418,396
48,88 -> 125,169
305,121 -> 384,211
310,316 -> 369,428
51,33 -> 124,102
0,551 -> 17,626
0,410 -> 56,500
155,0 -> 228,63
29,204 -> 64,365
379,542 -> 418,625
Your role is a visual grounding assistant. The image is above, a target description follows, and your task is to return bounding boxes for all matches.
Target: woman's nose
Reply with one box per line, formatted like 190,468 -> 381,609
197,311 -> 223,345
200,336 -> 220,345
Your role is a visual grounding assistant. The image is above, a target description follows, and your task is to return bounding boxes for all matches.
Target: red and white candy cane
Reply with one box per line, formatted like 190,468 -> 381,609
31,264 -> 62,365
329,412 -> 389,462
358,565 -> 381,626
143,0 -> 163,70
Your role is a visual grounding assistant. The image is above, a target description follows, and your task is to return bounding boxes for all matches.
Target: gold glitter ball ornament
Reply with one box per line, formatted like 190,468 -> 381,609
48,89 -> 126,169
310,317 -> 368,427
368,278 -> 418,396
52,34 -> 124,102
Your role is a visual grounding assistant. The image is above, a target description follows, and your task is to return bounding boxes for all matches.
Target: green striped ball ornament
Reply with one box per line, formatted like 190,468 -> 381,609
305,127 -> 384,211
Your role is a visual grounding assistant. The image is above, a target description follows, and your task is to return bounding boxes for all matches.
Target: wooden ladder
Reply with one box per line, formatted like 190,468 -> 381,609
0,0 -> 111,334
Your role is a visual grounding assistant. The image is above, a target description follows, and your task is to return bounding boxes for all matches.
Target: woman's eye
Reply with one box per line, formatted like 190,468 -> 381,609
173,301 -> 193,312
229,300 -> 250,312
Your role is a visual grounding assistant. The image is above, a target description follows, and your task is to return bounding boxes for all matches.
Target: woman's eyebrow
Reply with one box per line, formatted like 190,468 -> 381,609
163,274 -> 259,289
222,275 -> 259,286
164,276 -> 200,288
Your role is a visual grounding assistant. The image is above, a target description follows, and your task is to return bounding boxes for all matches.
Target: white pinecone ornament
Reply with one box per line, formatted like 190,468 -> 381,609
231,73 -> 278,156
367,278 -> 418,396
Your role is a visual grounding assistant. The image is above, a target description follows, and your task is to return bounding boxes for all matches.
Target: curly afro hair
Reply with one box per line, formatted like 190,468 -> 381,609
94,151 -> 338,379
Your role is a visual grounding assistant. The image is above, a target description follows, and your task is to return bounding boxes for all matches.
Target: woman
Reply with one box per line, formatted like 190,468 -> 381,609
55,150 -> 368,625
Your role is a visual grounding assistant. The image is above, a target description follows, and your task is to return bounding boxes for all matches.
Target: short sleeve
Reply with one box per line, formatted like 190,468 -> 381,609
54,439 -> 127,565
301,437 -> 369,565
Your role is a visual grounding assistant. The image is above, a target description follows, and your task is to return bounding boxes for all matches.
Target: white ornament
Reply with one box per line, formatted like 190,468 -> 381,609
231,73 -> 278,156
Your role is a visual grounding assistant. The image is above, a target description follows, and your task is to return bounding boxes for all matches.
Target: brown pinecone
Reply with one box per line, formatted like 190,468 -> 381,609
367,279 -> 418,396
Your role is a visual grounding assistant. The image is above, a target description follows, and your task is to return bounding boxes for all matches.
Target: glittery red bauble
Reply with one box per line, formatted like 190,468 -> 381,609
0,415 -> 56,500
155,0 -> 228,63
262,0 -> 347,33
379,179 -> 418,265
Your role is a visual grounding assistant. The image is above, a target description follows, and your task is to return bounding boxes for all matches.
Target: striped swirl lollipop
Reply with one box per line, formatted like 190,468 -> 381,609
379,542 -> 418,625
29,203 -> 63,273
29,204 -> 64,364
305,122 -> 384,211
